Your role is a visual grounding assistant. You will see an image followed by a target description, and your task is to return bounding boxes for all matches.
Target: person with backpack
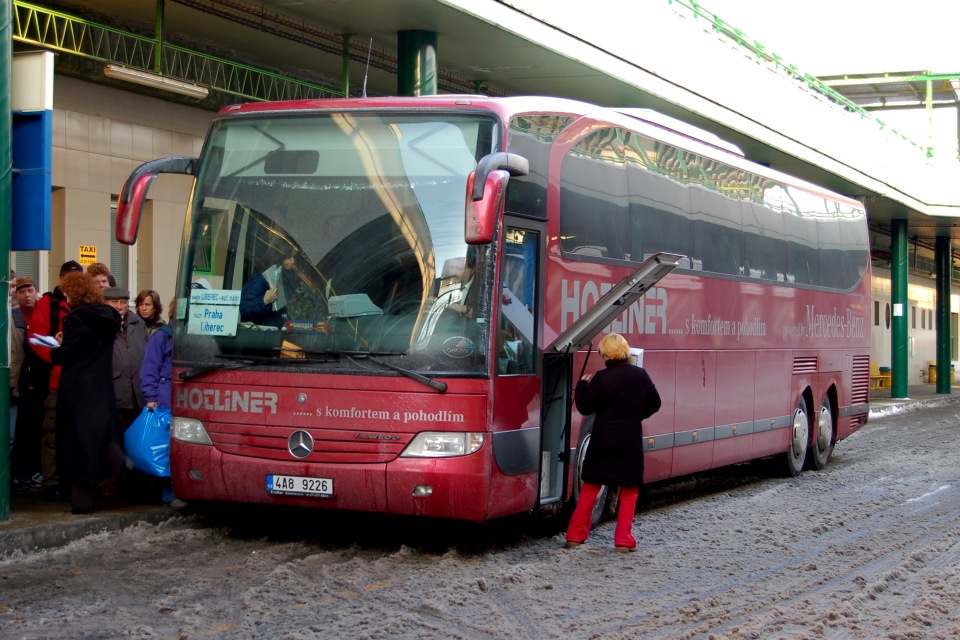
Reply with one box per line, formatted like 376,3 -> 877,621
135,289 -> 166,338
25,260 -> 83,499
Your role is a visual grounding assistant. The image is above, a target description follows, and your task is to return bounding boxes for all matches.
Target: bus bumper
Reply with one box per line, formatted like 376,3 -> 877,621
170,441 -> 493,521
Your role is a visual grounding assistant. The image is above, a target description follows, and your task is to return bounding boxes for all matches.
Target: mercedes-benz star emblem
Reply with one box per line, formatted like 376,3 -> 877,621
287,430 -> 314,459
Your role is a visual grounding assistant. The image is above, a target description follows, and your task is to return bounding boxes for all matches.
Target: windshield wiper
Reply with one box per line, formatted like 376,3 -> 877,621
178,353 -> 337,381
178,358 -> 257,381
343,353 -> 447,393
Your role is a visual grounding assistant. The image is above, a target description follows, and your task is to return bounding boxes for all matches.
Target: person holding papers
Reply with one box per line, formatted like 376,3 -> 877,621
28,260 -> 83,499
239,244 -> 301,328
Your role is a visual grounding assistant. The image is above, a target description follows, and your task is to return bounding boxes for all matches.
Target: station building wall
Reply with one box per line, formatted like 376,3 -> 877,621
871,266 -> 960,386
14,74 -> 211,309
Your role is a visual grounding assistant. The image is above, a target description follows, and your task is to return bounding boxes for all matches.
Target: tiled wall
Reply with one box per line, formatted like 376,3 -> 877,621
46,75 -> 212,304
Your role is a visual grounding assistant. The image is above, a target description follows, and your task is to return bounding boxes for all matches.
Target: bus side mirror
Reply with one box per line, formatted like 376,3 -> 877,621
116,157 -> 197,245
465,152 -> 529,245
465,169 -> 508,244
116,173 -> 156,245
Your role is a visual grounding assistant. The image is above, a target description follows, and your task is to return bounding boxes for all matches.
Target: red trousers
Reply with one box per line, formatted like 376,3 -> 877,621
566,483 -> 639,548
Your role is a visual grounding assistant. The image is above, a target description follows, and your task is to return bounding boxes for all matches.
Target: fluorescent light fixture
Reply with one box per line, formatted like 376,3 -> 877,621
103,64 -> 209,99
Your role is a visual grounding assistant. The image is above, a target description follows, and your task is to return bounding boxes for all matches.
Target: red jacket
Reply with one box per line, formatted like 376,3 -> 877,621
27,290 -> 71,391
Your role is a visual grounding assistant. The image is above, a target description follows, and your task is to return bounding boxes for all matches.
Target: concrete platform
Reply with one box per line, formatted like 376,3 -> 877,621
2,383 -> 959,557
0,492 -> 178,558
867,382 -> 960,414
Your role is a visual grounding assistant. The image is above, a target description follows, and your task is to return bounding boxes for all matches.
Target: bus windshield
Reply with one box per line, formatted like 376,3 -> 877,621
178,111 -> 499,376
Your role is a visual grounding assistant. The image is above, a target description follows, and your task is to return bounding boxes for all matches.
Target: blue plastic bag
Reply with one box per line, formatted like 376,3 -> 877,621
124,406 -> 171,477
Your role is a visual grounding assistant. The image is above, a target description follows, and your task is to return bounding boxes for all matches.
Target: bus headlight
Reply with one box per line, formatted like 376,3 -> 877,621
172,417 -> 214,446
400,432 -> 485,458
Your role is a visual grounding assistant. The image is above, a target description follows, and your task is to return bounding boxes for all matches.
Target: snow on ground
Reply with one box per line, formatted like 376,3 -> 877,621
4,401 -> 960,639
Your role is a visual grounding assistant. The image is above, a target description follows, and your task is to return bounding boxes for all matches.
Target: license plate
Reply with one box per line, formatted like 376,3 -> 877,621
266,474 -> 333,498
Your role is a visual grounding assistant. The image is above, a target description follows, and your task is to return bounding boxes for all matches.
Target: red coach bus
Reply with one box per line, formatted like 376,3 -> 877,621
116,96 -> 870,522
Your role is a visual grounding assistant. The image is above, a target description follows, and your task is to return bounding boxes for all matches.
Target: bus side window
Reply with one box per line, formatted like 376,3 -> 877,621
628,164 -> 693,265
559,129 -> 629,261
692,188 -> 743,277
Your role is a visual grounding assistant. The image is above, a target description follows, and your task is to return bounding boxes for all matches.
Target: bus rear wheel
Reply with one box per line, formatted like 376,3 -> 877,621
784,397 -> 810,477
574,421 -> 611,528
807,395 -> 834,470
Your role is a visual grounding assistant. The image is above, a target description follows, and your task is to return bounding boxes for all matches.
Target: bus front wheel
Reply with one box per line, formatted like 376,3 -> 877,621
785,397 -> 810,477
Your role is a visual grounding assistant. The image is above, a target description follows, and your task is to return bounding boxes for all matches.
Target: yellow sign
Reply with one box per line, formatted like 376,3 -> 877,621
79,245 -> 97,265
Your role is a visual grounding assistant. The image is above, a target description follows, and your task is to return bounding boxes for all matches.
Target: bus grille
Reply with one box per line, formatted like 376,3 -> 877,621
792,357 -> 818,375
207,424 -> 411,464
851,355 -> 871,405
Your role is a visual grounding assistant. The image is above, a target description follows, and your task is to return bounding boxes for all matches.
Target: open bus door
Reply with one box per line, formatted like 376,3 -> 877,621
540,253 -> 683,516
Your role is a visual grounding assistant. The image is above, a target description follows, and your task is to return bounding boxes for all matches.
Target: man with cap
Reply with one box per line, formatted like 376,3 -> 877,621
9,276 -> 37,473
25,260 -> 84,498
10,277 -> 38,383
104,286 -> 148,433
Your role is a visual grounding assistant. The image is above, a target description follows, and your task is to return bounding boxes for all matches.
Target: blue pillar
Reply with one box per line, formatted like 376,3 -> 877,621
935,236 -> 952,394
891,219 -> 909,398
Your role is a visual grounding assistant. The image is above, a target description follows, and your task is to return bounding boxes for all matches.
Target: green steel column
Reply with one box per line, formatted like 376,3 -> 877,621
154,0 -> 165,74
0,0 -> 12,521
397,30 -> 437,96
926,78 -> 934,158
936,236 -> 953,394
891,219 -> 909,398
342,34 -> 351,97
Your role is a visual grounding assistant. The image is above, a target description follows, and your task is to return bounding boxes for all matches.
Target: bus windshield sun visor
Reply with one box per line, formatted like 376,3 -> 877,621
545,252 -> 685,354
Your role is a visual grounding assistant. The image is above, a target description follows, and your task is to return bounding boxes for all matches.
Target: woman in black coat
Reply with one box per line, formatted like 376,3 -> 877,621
565,332 -> 661,552
50,272 -> 123,514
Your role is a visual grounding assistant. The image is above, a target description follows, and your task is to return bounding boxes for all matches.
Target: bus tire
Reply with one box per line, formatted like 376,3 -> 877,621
784,397 -> 810,477
574,417 -> 610,528
807,394 -> 835,471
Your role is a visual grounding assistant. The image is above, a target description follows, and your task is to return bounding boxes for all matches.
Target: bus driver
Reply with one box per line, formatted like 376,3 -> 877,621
239,245 -> 300,328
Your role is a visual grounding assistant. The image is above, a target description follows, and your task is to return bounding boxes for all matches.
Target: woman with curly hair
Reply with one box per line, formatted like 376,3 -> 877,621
135,289 -> 165,338
49,271 -> 122,514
